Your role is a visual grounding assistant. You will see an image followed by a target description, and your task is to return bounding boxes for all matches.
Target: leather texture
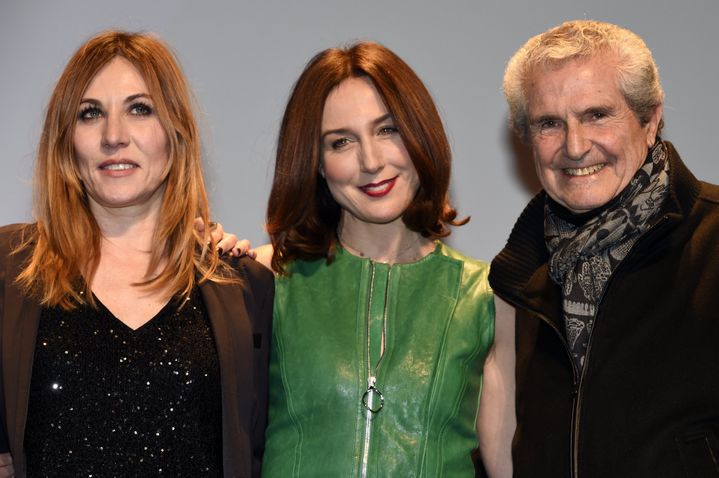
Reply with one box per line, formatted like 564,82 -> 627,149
263,243 -> 494,477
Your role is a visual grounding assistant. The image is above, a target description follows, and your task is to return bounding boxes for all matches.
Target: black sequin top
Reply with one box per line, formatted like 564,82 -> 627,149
24,288 -> 223,477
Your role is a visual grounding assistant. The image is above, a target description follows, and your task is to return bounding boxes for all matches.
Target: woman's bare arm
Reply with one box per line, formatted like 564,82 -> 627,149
476,295 -> 516,478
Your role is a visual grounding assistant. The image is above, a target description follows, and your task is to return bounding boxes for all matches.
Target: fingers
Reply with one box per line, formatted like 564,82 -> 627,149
193,218 -> 255,259
209,221 -> 224,246
229,239 -> 256,258
193,216 -> 207,233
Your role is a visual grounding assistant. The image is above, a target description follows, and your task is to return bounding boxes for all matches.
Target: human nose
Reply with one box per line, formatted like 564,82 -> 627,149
564,121 -> 591,161
359,139 -> 385,173
102,112 -> 129,149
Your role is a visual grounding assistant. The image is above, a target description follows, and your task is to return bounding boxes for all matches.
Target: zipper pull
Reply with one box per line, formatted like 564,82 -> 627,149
362,376 -> 384,413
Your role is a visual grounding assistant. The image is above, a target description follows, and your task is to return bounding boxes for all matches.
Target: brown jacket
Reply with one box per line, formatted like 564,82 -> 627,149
0,223 -> 274,478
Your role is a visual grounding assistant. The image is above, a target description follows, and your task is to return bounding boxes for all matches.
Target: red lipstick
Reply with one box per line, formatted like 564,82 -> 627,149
359,176 -> 398,197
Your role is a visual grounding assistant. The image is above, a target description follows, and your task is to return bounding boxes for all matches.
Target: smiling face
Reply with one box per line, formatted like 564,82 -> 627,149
73,56 -> 170,213
527,53 -> 663,213
320,76 -> 420,230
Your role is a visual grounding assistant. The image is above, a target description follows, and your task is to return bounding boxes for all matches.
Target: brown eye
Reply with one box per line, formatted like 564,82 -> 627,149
331,137 -> 350,150
378,125 -> 398,135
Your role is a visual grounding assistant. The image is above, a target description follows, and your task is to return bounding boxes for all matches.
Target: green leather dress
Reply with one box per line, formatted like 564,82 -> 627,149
262,243 -> 495,477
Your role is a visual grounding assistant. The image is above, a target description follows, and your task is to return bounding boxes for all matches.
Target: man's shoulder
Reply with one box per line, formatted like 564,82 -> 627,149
697,179 -> 719,205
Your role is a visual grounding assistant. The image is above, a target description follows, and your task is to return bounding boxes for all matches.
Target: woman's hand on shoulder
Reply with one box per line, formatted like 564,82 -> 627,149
193,218 -> 255,258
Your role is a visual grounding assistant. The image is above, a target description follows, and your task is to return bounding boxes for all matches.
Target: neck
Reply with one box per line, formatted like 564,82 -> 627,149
337,215 -> 435,265
90,195 -> 164,255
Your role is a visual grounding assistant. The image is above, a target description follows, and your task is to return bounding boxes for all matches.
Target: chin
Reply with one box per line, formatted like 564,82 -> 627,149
562,198 -> 610,214
354,212 -> 404,225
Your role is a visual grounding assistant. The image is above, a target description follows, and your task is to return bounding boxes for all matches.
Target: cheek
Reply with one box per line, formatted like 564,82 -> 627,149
531,142 -> 556,179
144,127 -> 170,161
321,157 -> 355,186
73,128 -> 88,152
604,133 -> 645,176
72,131 -> 92,170
405,165 -> 421,193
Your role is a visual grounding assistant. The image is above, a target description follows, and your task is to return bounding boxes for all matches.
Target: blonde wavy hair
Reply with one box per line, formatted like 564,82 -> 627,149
503,19 -> 664,139
16,30 -> 232,310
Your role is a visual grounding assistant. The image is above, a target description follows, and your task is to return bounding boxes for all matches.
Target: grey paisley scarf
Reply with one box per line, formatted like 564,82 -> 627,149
545,141 -> 669,369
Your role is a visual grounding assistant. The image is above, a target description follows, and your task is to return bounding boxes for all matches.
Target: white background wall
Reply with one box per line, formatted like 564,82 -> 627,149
2,0 -> 717,261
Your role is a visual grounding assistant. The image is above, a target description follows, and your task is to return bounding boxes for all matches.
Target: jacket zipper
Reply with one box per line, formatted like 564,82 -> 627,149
519,214 -> 672,478
569,214 -> 671,478
360,261 -> 391,478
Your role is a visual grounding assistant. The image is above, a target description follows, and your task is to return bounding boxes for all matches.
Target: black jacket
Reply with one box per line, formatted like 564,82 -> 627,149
0,223 -> 274,477
490,142 -> 719,478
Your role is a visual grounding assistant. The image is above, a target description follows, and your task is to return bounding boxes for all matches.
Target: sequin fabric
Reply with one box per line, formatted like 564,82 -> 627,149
24,288 -> 223,477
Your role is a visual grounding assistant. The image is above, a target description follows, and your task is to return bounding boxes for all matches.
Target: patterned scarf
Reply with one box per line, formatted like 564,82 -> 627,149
545,141 -> 669,369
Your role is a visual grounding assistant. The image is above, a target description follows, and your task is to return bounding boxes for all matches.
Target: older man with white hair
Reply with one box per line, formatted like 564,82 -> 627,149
490,19 -> 719,478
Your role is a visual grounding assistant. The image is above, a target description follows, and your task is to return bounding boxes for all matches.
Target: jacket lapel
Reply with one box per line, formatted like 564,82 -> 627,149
2,247 -> 41,470
200,278 -> 253,478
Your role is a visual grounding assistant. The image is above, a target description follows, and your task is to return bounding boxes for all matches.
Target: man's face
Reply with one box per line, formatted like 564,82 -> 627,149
526,54 -> 662,213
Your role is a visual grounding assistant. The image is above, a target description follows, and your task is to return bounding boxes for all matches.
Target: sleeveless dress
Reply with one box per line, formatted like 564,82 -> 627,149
263,242 -> 495,477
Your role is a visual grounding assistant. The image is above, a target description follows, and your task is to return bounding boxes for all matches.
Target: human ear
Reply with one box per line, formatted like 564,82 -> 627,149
645,103 -> 663,147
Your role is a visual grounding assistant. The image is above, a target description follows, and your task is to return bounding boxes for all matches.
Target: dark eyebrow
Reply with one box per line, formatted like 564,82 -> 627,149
78,93 -> 152,105
371,113 -> 393,126
321,127 -> 351,140
320,113 -> 394,140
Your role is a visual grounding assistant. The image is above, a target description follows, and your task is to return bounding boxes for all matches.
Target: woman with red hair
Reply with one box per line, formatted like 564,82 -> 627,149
256,42 -> 514,477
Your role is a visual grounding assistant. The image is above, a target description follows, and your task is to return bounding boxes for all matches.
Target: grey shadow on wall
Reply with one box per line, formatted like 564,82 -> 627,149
505,124 -> 543,195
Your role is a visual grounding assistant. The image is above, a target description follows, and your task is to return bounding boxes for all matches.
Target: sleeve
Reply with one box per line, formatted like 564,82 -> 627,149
239,258 -> 275,478
0,419 -> 8,453
0,225 -> 23,454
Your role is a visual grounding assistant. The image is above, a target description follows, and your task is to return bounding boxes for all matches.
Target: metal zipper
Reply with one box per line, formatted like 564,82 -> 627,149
569,214 -> 671,478
359,262 -> 392,478
513,214 -> 672,477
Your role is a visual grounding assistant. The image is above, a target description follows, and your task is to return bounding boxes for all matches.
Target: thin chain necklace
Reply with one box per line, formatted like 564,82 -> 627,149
338,231 -> 421,264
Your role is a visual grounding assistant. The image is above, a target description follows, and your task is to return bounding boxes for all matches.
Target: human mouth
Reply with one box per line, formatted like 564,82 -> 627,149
359,176 -> 398,197
98,160 -> 139,175
102,163 -> 135,171
563,163 -> 605,177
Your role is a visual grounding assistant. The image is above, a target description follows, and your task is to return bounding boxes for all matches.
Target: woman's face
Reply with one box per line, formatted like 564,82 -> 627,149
320,76 -> 419,228
73,56 -> 170,213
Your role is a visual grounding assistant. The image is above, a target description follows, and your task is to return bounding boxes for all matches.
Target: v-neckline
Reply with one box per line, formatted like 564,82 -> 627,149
91,292 -> 176,333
